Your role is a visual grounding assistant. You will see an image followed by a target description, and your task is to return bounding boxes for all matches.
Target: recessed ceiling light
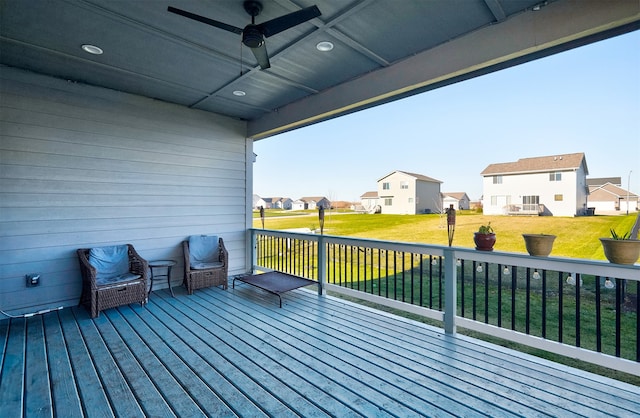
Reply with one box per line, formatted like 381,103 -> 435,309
233,90 -> 246,97
316,41 -> 334,52
81,44 -> 103,55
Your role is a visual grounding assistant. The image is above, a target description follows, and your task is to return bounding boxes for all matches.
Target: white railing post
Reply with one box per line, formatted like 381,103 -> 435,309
444,248 -> 457,334
317,234 -> 326,296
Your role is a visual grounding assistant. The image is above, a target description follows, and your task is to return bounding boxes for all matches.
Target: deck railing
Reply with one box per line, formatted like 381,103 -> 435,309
250,228 -> 640,376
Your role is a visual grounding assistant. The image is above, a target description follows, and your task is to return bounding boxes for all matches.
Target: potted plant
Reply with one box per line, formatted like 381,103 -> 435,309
600,229 -> 640,265
522,233 -> 556,257
474,222 -> 496,251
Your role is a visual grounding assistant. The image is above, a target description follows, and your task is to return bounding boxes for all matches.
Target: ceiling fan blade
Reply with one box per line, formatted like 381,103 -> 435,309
167,6 -> 243,35
257,5 -> 321,38
250,44 -> 271,70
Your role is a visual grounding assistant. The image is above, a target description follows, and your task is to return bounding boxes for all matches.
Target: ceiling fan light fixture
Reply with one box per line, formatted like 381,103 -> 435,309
316,41 -> 334,52
233,90 -> 246,96
81,44 -> 103,55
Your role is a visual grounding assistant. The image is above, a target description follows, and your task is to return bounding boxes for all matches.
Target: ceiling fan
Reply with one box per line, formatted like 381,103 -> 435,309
168,1 -> 321,70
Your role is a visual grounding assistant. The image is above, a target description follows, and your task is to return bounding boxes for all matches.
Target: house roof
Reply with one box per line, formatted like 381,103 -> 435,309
378,170 -> 442,183
589,183 -> 638,200
587,177 -> 622,187
480,152 -> 588,176
297,196 -> 329,202
443,192 -> 469,200
361,191 -> 378,198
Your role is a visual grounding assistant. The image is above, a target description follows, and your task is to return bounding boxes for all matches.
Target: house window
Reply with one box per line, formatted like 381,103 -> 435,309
490,196 -> 497,205
400,181 -> 408,189
493,175 -> 502,184
523,195 -> 539,211
384,198 -> 392,206
549,172 -> 562,181
554,194 -> 563,201
383,182 -> 390,190
408,198 -> 413,203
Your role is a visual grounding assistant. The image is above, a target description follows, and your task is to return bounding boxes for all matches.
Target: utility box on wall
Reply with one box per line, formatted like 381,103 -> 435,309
26,273 -> 40,287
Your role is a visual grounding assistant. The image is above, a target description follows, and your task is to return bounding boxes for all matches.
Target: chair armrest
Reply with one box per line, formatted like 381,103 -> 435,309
218,238 -> 228,266
127,244 -> 149,280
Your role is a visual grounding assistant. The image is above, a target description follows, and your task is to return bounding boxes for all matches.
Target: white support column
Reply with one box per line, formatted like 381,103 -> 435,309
444,248 -> 457,334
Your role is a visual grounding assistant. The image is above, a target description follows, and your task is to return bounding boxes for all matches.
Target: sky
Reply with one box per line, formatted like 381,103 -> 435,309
253,31 -> 640,203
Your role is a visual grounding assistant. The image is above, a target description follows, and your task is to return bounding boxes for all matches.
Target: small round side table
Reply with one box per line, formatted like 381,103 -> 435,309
148,260 -> 177,297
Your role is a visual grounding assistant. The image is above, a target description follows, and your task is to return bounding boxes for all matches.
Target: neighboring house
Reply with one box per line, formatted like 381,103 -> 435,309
588,182 -> 638,214
442,192 -> 471,210
272,197 -> 293,210
377,171 -> 442,214
480,152 -> 589,217
255,196 -> 293,210
256,197 -> 274,209
292,196 -> 331,210
360,191 -> 379,212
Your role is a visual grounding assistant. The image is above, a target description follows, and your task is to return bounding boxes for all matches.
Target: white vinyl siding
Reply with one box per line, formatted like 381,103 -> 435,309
1,68 -> 249,314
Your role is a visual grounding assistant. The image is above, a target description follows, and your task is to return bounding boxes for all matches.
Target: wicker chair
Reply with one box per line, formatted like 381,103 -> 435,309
183,235 -> 228,294
77,244 -> 148,318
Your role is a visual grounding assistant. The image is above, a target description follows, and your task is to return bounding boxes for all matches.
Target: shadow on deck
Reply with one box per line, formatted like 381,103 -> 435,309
1,285 -> 638,417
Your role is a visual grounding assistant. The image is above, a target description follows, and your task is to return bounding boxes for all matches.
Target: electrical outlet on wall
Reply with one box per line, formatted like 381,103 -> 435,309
26,274 -> 40,287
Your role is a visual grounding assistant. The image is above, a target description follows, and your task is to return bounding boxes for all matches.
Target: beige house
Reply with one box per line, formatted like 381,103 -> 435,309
377,171 -> 442,214
588,181 -> 638,214
481,152 -> 589,216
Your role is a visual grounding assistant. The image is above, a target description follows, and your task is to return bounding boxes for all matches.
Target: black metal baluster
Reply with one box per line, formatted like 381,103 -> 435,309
511,266 -> 516,330
420,254 -> 425,307
472,261 -> 477,321
401,252 -> 406,302
616,278 -> 622,357
558,272 -> 564,344
595,275 -> 602,352
498,264 -> 503,328
460,259 -> 465,317
438,257 -> 443,311
385,249 -> 389,299
542,270 -> 547,339
484,262 -> 489,324
429,255 -> 434,309
575,273 -> 581,347
525,268 -> 531,335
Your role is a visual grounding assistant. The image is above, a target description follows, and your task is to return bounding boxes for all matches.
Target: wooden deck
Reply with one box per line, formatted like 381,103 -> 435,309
1,285 -> 638,417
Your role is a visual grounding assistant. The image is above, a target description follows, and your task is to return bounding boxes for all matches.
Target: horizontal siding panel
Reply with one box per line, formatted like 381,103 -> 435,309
0,193 -> 246,208
1,214 -> 245,237
1,179 -> 245,198
1,150 -> 243,179
1,68 -> 250,314
1,134 -> 245,171
1,164 -> 243,188
0,205 -> 243,222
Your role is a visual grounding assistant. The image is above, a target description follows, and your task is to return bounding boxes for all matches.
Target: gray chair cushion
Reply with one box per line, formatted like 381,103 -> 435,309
96,272 -> 141,286
188,235 -> 219,266
191,261 -> 224,270
89,245 -> 130,281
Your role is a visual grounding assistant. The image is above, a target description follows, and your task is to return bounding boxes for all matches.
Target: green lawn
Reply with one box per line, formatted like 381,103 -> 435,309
254,210 -> 638,260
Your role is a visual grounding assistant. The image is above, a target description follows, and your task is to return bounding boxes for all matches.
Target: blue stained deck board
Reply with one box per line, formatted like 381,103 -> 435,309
103,308 -> 206,417
42,312 -> 83,418
25,316 -> 52,417
91,313 -> 175,417
184,289 -> 461,417
145,294 -> 315,417
112,305 -> 235,417
152,291 -> 367,418
58,308 -> 113,417
1,286 -> 639,417
0,319 -> 25,417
